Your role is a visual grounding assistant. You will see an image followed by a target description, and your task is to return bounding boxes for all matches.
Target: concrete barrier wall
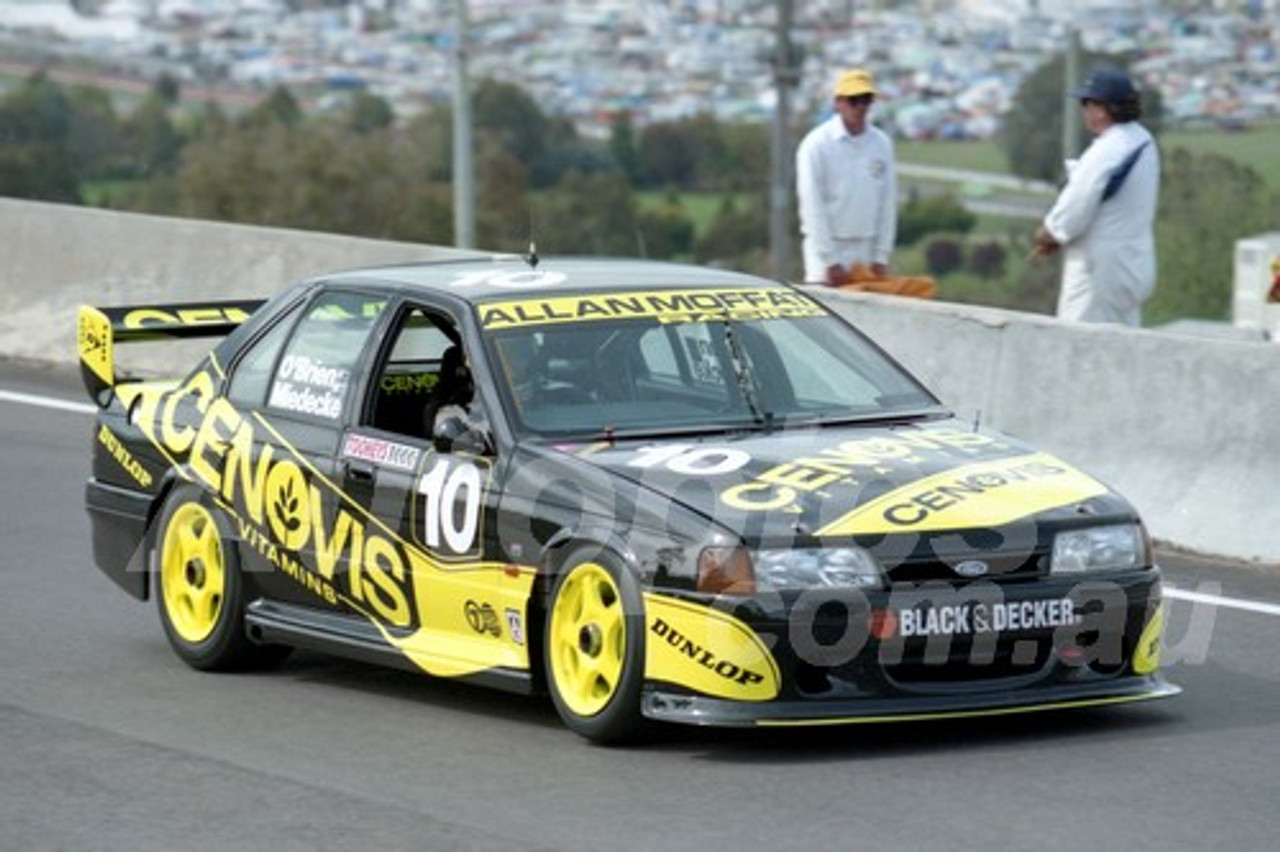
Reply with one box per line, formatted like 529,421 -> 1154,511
3,199 -> 1277,563
816,291 -> 1280,564
0,198 -> 478,367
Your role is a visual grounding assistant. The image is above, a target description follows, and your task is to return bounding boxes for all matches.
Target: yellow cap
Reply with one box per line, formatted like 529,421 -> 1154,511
834,69 -> 877,98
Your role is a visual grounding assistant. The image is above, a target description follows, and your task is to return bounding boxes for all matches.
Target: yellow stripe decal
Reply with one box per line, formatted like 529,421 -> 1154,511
816,452 -> 1109,537
479,287 -> 824,329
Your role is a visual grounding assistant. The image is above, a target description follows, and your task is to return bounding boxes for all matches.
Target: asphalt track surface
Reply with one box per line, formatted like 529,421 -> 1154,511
3,359 -> 1279,852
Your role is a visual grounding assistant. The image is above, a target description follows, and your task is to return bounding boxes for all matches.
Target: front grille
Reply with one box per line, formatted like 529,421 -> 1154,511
883,549 -> 1048,584
882,636 -> 1055,686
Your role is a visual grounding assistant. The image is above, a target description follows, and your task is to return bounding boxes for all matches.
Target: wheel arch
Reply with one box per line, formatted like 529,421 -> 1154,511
526,526 -> 647,696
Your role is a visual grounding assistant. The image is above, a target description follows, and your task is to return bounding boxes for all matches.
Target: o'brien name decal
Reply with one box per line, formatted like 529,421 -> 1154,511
478,287 -> 824,329
816,452 -> 1109,536
269,353 -> 350,419
343,433 -> 422,472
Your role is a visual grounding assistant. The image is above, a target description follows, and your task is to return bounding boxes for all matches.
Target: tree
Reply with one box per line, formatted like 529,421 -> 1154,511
635,188 -> 696,260
473,79 -> 553,186
1000,51 -> 1164,183
637,114 -> 727,191
187,101 -> 230,144
925,238 -> 964,276
125,92 -> 182,178
403,106 -> 454,182
609,111 -> 643,186
154,72 -> 182,107
695,195 -> 770,274
476,148 -> 532,252
968,240 -> 1007,279
896,192 -> 976,246
65,83 -> 125,181
0,73 -> 80,202
718,122 -> 770,193
638,120 -> 700,189
532,170 -> 642,255
1147,148 -> 1279,324
345,91 -> 395,134
240,85 -> 302,130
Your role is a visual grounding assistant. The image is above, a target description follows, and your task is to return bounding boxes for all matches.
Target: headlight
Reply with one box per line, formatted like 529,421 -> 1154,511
1050,523 -> 1147,575
696,546 -> 884,595
754,547 -> 883,591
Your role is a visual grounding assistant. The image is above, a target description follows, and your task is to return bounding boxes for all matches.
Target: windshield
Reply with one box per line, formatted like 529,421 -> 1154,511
481,290 -> 941,437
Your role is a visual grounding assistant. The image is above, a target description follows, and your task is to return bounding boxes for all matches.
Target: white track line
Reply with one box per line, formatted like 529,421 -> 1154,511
1165,587 -> 1280,619
0,388 -> 97,415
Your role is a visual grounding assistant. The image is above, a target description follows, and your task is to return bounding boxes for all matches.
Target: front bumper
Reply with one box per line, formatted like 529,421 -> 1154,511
642,569 -> 1177,727
643,674 -> 1180,727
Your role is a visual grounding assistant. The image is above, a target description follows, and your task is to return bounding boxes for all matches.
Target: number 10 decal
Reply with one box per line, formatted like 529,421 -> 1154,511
415,457 -> 489,559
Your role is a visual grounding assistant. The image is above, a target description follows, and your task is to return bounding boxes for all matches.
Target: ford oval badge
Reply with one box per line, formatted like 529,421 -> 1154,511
954,560 -> 990,578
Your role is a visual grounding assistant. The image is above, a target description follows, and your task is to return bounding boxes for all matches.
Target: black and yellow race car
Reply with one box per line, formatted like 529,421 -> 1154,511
79,256 -> 1178,742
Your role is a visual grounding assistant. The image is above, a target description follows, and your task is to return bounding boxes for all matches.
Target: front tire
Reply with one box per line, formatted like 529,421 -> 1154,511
153,486 -> 286,671
544,550 -> 647,744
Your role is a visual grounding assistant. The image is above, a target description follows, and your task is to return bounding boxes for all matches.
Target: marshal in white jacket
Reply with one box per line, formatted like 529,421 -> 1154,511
1042,122 -> 1160,325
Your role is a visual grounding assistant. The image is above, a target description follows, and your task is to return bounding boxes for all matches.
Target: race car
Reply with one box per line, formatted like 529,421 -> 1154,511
79,255 -> 1179,742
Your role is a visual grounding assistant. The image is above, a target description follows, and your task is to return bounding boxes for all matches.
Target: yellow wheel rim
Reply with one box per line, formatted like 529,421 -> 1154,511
160,502 -> 226,644
549,563 -> 627,717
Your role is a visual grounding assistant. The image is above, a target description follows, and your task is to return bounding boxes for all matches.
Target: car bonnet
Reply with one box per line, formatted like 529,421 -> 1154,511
547,419 -> 1123,544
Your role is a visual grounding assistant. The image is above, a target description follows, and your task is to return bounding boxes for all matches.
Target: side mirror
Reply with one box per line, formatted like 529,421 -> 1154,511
432,408 -> 493,456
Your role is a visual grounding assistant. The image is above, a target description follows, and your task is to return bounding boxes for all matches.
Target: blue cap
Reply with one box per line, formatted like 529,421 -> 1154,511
1070,68 -> 1137,104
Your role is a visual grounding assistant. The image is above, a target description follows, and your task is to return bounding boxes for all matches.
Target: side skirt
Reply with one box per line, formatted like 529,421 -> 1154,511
244,599 -> 535,695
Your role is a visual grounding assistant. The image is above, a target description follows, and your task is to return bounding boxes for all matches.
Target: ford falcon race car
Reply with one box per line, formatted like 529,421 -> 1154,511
80,256 -> 1178,743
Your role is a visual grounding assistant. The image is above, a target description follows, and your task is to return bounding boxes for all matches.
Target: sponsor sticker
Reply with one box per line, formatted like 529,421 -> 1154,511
815,451 -> 1109,536
505,608 -> 525,645
465,600 -> 502,637
897,599 -> 1080,638
343,433 -> 422,472
478,287 -> 824,329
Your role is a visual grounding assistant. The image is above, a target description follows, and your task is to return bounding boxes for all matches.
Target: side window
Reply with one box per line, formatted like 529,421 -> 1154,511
638,324 -> 727,391
366,306 -> 471,439
267,290 -> 385,421
767,320 -> 880,406
638,327 -> 680,383
226,307 -> 298,408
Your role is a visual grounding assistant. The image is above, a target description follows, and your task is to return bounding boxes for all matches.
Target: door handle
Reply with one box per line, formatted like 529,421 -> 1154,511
345,460 -> 376,482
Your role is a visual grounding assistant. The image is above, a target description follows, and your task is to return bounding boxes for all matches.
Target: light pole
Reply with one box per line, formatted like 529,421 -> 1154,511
1062,13 -> 1081,162
769,0 -> 800,282
452,0 -> 475,249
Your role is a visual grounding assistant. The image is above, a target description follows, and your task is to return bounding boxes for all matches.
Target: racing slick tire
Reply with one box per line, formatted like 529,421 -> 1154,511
544,549 -> 648,744
153,485 -> 289,671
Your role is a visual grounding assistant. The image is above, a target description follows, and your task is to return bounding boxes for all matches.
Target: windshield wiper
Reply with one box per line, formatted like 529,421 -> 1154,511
579,421 -> 765,443
721,320 -> 773,430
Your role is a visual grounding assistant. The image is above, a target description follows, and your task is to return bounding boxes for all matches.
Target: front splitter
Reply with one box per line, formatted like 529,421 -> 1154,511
643,675 -> 1181,728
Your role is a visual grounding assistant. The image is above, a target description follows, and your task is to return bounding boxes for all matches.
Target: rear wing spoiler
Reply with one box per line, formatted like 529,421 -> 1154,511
77,300 -> 266,407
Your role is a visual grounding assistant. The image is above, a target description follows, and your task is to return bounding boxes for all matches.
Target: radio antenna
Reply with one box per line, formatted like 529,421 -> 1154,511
525,207 -> 539,268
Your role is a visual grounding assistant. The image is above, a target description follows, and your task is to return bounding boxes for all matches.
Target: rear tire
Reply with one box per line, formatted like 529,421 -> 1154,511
544,550 -> 648,744
153,486 -> 288,671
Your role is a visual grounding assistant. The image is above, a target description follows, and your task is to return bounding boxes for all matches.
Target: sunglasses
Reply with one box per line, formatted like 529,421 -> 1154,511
845,94 -> 875,106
